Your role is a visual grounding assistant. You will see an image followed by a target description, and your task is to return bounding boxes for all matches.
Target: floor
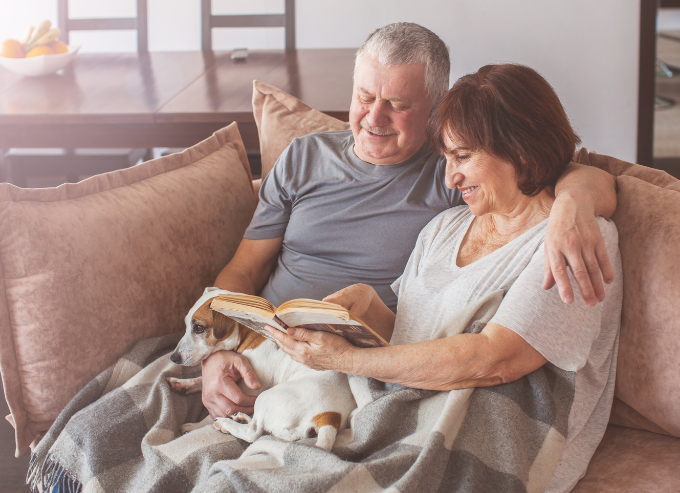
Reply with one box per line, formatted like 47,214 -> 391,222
655,30 -> 680,178
0,379 -> 31,493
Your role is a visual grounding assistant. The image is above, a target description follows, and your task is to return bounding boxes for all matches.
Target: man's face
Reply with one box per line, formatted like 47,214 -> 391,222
350,54 -> 433,165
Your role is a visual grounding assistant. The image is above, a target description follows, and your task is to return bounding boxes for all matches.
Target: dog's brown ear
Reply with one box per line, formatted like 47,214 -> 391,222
212,310 -> 235,340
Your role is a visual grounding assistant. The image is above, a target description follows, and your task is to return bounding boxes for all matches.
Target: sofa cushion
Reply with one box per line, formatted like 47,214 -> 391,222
574,149 -> 680,438
252,80 -> 350,178
0,123 -> 257,455
573,426 -> 680,492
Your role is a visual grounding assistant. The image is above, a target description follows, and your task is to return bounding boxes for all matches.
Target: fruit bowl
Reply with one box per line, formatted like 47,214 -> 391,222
0,45 -> 80,77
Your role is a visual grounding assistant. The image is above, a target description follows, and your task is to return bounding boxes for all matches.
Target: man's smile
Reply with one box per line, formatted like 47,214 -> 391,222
360,120 -> 398,137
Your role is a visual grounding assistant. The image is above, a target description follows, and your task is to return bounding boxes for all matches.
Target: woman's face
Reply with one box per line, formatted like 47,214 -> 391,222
442,133 -> 523,216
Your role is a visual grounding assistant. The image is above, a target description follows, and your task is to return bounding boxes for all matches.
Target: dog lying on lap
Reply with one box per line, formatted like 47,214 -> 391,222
167,287 -> 357,451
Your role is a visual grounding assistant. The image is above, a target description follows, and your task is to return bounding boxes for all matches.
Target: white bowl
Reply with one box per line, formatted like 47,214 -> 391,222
0,45 -> 80,77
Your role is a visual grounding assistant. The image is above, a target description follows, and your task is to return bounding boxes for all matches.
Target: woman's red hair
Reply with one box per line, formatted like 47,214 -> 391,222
428,64 -> 581,196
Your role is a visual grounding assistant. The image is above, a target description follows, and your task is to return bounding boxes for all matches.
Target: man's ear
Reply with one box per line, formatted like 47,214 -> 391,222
212,310 -> 235,340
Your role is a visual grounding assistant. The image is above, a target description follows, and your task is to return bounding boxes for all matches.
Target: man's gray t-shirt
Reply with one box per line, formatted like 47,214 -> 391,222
391,206 -> 623,493
244,130 -> 460,310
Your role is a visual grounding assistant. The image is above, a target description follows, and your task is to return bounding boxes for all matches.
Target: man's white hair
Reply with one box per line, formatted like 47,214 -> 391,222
354,23 -> 450,103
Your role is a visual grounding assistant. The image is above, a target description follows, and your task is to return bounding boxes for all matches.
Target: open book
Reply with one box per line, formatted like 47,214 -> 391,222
210,294 -> 389,348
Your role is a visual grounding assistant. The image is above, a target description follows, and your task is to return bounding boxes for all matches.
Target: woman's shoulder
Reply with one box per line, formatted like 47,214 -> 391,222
595,217 -> 620,254
418,206 -> 472,245
436,205 -> 472,222
425,206 -> 472,232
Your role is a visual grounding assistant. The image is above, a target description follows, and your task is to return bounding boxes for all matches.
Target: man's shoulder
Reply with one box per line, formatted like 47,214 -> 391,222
290,129 -> 353,151
267,129 -> 354,184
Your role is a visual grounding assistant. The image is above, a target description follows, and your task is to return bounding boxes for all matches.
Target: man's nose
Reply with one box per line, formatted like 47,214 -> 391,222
365,100 -> 390,127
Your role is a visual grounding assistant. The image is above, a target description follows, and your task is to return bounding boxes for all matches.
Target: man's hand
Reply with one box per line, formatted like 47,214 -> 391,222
544,193 -> 614,306
201,350 -> 260,418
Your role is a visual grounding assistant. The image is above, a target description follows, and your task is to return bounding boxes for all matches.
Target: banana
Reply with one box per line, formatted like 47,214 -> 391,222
26,20 -> 51,48
21,26 -> 34,47
25,28 -> 61,51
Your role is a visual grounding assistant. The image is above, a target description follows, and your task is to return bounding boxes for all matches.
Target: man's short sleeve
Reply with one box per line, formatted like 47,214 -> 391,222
243,144 -> 296,240
490,218 -> 621,372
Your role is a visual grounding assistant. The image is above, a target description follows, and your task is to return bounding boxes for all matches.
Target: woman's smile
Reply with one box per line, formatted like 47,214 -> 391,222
459,185 -> 479,200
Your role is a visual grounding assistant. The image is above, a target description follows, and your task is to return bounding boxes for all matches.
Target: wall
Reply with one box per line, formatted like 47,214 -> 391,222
659,8 -> 680,30
0,0 -> 640,162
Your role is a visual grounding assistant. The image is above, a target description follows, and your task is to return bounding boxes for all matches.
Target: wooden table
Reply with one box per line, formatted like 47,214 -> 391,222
0,49 -> 355,150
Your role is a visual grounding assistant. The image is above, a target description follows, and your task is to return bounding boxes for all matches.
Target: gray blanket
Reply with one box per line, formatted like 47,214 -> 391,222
29,291 -> 575,493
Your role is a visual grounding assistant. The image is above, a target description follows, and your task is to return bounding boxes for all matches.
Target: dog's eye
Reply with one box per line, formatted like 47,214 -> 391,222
193,325 -> 206,334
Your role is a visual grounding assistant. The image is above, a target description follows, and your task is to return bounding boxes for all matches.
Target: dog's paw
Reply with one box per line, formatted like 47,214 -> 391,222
165,376 -> 187,394
230,412 -> 252,424
214,417 -> 231,434
166,376 -> 202,394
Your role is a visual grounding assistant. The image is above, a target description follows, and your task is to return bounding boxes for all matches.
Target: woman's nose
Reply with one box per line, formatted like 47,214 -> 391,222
445,165 -> 463,189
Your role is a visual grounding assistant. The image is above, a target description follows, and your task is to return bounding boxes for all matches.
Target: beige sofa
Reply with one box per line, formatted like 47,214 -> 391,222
1,82 -> 679,491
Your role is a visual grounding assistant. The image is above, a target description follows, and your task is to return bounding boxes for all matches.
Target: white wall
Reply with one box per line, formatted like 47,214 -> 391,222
659,8 -> 680,30
0,0 -> 640,162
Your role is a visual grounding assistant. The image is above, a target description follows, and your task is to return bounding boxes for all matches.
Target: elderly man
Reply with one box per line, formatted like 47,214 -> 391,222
201,23 -> 617,419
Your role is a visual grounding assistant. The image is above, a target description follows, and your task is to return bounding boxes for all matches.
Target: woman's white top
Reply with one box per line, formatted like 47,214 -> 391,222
391,206 -> 623,493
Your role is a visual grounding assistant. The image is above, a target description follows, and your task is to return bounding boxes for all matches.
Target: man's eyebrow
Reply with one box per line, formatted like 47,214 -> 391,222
388,97 -> 409,105
356,87 -> 409,105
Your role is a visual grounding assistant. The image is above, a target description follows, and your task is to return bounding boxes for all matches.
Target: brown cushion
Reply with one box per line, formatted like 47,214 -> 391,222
252,80 -> 350,178
574,149 -> 680,438
573,426 -> 680,492
0,123 -> 257,455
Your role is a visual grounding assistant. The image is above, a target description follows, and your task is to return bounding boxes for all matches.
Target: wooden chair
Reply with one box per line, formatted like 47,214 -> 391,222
4,0 -> 150,188
190,0 -> 297,178
201,0 -> 296,51
59,0 -> 148,53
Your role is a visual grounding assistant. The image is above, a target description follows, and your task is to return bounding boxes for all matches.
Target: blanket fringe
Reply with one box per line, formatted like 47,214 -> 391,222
27,452 -> 82,493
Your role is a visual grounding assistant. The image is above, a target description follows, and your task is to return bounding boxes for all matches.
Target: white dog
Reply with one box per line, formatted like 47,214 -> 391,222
167,288 -> 357,451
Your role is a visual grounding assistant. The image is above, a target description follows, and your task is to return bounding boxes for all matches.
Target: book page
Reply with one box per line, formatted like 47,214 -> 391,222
211,295 -> 275,319
211,308 -> 285,342
277,312 -> 388,348
277,311 -> 359,327
277,299 -> 350,320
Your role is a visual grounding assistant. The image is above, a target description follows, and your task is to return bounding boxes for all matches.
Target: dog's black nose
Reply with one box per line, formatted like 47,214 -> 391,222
170,352 -> 182,365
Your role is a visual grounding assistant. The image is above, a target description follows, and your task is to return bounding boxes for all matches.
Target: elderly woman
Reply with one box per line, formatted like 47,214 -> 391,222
265,64 -> 623,492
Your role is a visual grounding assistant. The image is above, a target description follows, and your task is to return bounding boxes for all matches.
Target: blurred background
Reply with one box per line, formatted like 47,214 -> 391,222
1,0 -> 647,164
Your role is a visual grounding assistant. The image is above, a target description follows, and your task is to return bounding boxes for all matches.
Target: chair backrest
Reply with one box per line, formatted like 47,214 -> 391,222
201,0 -> 295,51
57,0 -> 149,53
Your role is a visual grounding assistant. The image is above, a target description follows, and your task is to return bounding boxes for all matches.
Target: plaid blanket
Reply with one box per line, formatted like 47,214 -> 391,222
29,290 -> 575,493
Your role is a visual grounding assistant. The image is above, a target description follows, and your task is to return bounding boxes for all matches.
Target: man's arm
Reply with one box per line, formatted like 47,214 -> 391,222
202,236 -> 283,418
214,237 -> 283,293
547,163 -> 617,306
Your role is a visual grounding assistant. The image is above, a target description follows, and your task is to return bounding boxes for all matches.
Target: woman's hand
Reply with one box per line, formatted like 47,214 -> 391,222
323,284 -> 396,340
264,325 -> 356,373
323,283 -> 377,317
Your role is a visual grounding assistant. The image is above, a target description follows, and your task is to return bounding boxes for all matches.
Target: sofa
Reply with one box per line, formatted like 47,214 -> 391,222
0,81 -> 679,492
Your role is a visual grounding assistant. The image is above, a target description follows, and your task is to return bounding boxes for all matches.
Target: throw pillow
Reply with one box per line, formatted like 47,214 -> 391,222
252,80 -> 350,178
575,149 -> 680,437
0,123 -> 257,455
